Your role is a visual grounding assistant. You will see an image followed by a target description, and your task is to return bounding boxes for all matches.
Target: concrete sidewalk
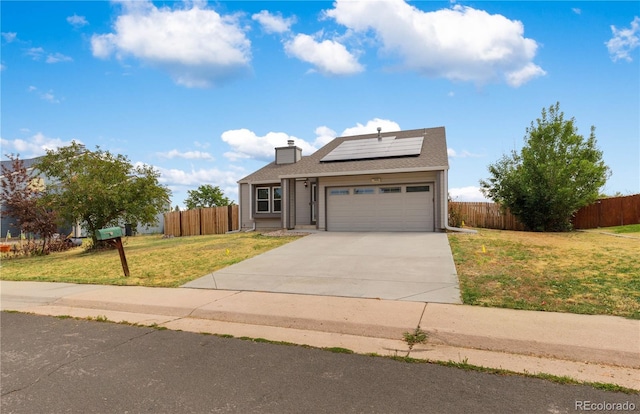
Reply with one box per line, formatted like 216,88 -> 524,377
1,281 -> 638,390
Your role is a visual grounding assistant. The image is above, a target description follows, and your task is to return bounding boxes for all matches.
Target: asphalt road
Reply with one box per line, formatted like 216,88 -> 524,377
1,312 -> 637,414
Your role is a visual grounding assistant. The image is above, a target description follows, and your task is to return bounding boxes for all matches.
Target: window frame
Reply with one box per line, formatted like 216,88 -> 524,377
353,187 -> 375,195
406,185 -> 430,193
256,186 -> 271,213
329,188 -> 350,196
272,186 -> 282,213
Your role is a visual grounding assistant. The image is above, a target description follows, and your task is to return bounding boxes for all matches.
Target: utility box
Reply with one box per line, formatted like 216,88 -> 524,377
95,227 -> 123,241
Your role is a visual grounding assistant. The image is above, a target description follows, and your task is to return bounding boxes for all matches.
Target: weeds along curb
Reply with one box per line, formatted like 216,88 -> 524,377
39,312 -> 640,395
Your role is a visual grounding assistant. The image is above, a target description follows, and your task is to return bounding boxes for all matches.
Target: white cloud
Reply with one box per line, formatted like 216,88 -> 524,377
141,163 -> 241,204
252,10 -> 295,34
26,47 -> 45,60
606,16 -> 640,62
223,151 -> 252,162
325,1 -> 545,87
156,149 -> 214,161
449,186 -> 491,202
157,165 -> 240,187
572,8 -> 582,15
448,148 -> 484,158
340,118 -> 401,137
25,47 -> 72,64
46,52 -> 73,64
1,32 -> 17,43
313,126 -> 337,147
505,62 -> 546,87
284,33 -> 364,76
221,118 -> 400,162
193,141 -> 210,149
40,91 -> 60,104
27,86 -> 61,104
67,14 -> 89,28
221,129 -> 317,162
91,1 -> 251,88
1,133 -> 79,158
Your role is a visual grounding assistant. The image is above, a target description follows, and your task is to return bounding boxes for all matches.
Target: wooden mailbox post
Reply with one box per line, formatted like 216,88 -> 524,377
95,227 -> 130,277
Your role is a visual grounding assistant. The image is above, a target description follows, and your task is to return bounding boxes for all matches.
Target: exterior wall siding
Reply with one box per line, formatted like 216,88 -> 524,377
255,218 -> 282,229
276,148 -> 296,165
240,183 -> 252,230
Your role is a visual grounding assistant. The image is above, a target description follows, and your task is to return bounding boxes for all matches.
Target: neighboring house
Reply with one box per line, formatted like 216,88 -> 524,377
238,127 -> 450,232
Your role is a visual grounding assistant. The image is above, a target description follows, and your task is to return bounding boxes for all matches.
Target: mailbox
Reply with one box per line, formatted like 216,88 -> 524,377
95,226 -> 129,277
95,227 -> 123,241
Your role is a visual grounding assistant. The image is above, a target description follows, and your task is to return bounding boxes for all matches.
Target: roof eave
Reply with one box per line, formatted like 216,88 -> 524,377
278,165 -> 449,180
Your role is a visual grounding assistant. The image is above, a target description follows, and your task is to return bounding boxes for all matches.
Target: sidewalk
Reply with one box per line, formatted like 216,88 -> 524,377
1,280 -> 638,390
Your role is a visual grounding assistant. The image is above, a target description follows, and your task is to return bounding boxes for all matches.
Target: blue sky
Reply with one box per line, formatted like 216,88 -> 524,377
2,1 -> 638,208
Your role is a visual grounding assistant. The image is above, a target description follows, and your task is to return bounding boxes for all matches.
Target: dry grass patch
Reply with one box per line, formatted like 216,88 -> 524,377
0,232 -> 304,287
448,228 -> 639,319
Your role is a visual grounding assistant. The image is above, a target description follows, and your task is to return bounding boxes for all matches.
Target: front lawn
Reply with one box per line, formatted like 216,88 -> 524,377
448,227 -> 640,319
0,233 -> 303,287
584,223 -> 640,235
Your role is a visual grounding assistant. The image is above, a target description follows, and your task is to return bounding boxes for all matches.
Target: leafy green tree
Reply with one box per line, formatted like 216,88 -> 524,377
1,155 -> 58,253
184,184 -> 231,209
36,142 -> 171,245
480,102 -> 610,231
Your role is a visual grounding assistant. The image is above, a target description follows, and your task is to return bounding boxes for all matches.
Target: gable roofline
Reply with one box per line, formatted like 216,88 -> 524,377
238,126 -> 448,184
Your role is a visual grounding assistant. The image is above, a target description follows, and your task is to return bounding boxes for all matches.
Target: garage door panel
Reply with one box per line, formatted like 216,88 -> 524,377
327,184 -> 434,232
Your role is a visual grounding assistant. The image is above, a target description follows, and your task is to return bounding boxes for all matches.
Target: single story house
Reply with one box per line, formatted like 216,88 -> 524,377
237,126 -> 450,232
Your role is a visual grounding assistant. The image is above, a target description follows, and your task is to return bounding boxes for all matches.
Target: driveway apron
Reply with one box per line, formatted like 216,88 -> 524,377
183,232 -> 462,303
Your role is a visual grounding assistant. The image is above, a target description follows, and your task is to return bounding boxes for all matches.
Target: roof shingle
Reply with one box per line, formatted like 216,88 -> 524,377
238,127 -> 448,183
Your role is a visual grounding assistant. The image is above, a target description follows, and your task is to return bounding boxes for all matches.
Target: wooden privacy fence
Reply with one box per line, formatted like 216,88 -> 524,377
450,194 -> 640,231
571,194 -> 640,229
164,205 -> 239,237
449,202 -> 526,231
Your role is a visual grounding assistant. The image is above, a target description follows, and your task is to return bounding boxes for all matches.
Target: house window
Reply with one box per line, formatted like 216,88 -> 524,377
329,189 -> 349,195
256,187 -> 270,212
272,187 -> 282,212
406,185 -> 430,192
354,188 -> 375,195
379,187 -> 401,194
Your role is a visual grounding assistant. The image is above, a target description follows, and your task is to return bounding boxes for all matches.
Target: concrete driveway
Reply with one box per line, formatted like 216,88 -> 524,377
183,232 -> 461,304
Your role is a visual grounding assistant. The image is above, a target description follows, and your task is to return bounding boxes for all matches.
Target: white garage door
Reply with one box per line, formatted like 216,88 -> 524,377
327,184 -> 434,232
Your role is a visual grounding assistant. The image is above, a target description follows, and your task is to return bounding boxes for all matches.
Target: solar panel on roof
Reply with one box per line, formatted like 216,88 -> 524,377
320,136 -> 424,162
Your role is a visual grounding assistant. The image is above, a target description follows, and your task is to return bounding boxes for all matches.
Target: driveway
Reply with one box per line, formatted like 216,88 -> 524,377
183,232 -> 461,304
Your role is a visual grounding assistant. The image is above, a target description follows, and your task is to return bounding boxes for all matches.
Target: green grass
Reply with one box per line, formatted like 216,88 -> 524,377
0,232 -> 304,287
448,226 -> 640,319
595,224 -> 640,234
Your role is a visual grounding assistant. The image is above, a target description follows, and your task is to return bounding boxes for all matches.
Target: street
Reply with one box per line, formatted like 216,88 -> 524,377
1,312 -> 637,413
